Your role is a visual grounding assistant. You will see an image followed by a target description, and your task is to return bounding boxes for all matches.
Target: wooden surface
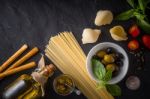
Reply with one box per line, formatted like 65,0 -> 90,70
0,0 -> 150,99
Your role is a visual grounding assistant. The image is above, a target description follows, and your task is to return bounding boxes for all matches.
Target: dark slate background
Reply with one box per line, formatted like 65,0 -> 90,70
0,0 -> 150,99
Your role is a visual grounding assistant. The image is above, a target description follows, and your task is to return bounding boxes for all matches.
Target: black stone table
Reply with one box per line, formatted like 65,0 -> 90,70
0,0 -> 150,99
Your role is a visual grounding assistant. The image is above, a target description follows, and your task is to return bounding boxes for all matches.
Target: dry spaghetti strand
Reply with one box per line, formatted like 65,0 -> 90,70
45,32 -> 114,99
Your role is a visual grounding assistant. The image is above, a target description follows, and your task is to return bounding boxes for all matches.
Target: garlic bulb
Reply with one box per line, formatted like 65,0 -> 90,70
110,25 -> 128,41
95,10 -> 113,26
82,28 -> 101,44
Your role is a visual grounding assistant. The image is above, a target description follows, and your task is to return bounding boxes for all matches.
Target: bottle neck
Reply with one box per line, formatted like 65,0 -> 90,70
31,64 -> 56,97
31,64 -> 56,84
38,66 -> 55,78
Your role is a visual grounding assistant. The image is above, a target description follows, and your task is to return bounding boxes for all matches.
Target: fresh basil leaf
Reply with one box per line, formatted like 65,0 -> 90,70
138,0 -> 145,12
103,70 -> 112,82
106,84 -> 121,96
127,0 -> 135,8
116,9 -> 135,21
137,19 -> 150,34
138,0 -> 150,12
134,11 -> 146,20
92,59 -> 106,80
97,81 -> 106,89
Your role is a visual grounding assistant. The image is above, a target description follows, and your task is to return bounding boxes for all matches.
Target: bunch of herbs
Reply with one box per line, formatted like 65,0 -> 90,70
92,59 -> 121,96
116,0 -> 150,34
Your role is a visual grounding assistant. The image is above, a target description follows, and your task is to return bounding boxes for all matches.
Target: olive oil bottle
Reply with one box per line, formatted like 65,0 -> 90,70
2,56 -> 56,99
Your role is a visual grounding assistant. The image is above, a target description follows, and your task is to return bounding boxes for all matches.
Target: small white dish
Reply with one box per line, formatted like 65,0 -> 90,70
86,42 -> 129,84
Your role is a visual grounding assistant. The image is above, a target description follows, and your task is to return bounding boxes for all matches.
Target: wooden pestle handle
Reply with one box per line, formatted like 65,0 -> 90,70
5,47 -> 39,71
0,62 -> 36,79
0,44 -> 28,73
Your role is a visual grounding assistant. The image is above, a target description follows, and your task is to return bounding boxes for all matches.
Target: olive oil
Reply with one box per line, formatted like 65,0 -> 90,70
2,64 -> 55,99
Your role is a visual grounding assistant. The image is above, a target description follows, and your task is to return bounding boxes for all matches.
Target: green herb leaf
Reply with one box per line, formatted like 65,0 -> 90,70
134,11 -> 146,20
103,70 -> 112,82
137,19 -> 150,34
97,81 -> 106,89
106,84 -> 121,96
138,0 -> 145,12
116,9 -> 135,21
138,0 -> 150,12
92,60 -> 121,97
92,59 -> 106,80
127,0 -> 135,8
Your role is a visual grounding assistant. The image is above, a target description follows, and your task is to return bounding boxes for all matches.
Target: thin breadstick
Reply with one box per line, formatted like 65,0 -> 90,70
0,62 -> 36,79
5,47 -> 39,71
0,44 -> 28,73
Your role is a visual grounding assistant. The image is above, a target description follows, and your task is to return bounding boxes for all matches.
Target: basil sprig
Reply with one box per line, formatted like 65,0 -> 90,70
92,59 -> 121,96
92,59 -> 106,80
116,0 -> 150,34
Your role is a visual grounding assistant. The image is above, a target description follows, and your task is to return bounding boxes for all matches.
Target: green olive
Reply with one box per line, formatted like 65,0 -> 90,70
101,59 -> 108,66
57,85 -> 66,91
106,64 -> 116,72
109,53 -> 116,58
104,54 -> 115,63
58,78 -> 65,84
96,50 -> 107,58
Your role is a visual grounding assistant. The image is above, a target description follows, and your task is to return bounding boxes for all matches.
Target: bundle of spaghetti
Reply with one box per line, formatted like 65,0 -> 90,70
45,32 -> 114,99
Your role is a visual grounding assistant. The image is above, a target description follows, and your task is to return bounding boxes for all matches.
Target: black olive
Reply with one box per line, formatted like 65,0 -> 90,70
106,47 -> 113,54
112,66 -> 120,77
92,55 -> 100,60
115,66 -> 120,72
115,53 -> 124,59
116,60 -> 123,66
112,71 -> 119,77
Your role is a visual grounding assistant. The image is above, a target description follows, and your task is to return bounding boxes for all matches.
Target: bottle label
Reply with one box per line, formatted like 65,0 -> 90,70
31,72 -> 47,96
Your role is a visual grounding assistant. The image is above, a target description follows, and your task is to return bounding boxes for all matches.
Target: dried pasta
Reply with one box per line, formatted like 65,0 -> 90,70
45,32 -> 114,99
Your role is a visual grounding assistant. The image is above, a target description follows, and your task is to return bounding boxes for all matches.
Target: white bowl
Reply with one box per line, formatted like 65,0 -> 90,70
86,42 -> 129,84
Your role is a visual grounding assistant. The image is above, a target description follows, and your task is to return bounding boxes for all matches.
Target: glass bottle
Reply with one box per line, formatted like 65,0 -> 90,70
2,56 -> 56,99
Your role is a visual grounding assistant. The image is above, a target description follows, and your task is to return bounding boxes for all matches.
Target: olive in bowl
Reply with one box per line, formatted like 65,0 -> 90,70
86,42 -> 129,84
96,48 -> 124,77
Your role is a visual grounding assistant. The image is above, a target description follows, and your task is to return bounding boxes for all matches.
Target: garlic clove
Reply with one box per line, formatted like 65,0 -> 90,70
38,54 -> 45,69
95,10 -> 113,26
82,28 -> 101,44
110,25 -> 128,41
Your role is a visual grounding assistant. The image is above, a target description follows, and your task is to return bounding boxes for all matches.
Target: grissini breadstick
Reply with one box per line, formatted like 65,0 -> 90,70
0,44 -> 28,73
0,62 -> 36,79
5,47 -> 39,71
